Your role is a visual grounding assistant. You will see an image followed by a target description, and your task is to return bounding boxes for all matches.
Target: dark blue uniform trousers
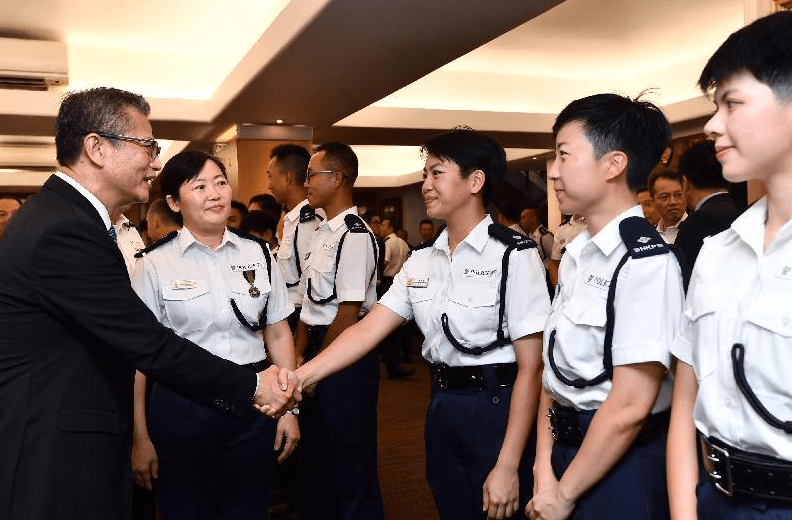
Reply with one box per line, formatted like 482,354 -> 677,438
147,383 -> 277,520
697,478 -> 792,519
298,328 -> 384,520
425,372 -> 535,520
550,414 -> 669,520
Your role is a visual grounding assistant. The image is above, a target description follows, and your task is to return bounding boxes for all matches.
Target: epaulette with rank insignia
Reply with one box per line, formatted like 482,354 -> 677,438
488,223 -> 536,251
300,204 -> 320,223
344,214 -> 368,233
413,237 -> 437,251
619,216 -> 668,259
134,231 -> 177,258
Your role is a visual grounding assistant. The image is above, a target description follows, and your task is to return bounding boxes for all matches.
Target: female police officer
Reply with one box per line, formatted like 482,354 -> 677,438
293,129 -> 551,520
129,151 -> 298,519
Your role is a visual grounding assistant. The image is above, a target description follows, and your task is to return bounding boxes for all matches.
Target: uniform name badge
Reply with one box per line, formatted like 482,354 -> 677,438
171,280 -> 197,290
407,277 -> 429,288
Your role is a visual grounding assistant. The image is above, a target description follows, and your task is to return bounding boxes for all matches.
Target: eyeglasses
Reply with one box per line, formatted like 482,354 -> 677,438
305,170 -> 337,182
93,131 -> 161,159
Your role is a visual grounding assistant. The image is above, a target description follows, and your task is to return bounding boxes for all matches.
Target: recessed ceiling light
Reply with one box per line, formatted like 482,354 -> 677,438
276,119 -> 284,124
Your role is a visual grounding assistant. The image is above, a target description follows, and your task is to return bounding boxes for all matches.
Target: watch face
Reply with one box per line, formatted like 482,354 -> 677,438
661,146 -> 673,165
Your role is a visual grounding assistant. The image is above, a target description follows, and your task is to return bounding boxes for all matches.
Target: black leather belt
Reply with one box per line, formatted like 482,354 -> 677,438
700,434 -> 792,502
549,405 -> 669,444
243,359 -> 272,372
430,363 -> 517,392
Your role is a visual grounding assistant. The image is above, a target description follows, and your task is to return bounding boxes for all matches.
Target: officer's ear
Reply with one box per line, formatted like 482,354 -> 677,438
165,194 -> 181,214
467,169 -> 485,197
603,151 -> 628,181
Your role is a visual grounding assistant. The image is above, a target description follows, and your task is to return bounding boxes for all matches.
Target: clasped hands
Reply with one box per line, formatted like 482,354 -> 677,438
253,365 -> 303,418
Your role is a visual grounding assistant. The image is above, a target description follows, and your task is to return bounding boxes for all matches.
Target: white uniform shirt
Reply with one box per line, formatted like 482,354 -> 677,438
131,227 -> 293,364
673,197 -> 792,459
276,199 -> 321,308
114,215 -> 145,274
299,206 -> 378,326
656,212 -> 687,244
551,216 -> 587,261
383,232 -> 409,278
543,205 -> 684,412
379,215 -> 550,366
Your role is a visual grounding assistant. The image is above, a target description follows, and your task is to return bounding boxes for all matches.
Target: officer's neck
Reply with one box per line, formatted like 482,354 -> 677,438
446,204 -> 486,254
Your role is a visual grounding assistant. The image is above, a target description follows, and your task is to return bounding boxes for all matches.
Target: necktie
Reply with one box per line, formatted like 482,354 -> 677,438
108,226 -> 118,243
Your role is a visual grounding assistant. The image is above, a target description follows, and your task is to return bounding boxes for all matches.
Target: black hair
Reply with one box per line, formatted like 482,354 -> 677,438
498,201 -> 521,222
159,151 -> 227,226
146,198 -> 179,226
553,93 -> 671,192
420,128 -> 506,206
314,142 -> 358,186
270,144 -> 311,185
244,209 -> 278,236
678,140 -> 727,190
419,219 -> 434,227
647,170 -> 683,197
248,193 -> 282,216
56,87 -> 151,166
699,11 -> 792,102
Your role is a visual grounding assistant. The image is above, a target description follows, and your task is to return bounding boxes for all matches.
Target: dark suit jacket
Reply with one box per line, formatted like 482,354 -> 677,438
0,176 -> 257,520
675,192 -> 742,269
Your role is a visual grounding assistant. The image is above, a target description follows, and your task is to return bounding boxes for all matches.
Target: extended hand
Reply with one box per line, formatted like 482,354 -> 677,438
253,365 -> 301,418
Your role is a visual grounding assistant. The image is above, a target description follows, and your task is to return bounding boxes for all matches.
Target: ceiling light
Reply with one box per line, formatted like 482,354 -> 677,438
276,119 -> 284,124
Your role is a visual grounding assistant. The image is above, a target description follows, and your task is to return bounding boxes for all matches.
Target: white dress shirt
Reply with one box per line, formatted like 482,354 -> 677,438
276,199 -> 322,308
299,207 -> 378,326
383,232 -> 409,278
379,215 -> 550,366
131,227 -> 293,364
673,197 -> 792,459
543,205 -> 684,412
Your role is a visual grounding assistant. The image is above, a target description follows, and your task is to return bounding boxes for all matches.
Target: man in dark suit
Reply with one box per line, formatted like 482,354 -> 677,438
0,87 -> 299,520
675,140 -> 742,267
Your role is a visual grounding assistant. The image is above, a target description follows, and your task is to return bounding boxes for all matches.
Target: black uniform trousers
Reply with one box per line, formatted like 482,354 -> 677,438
550,409 -> 669,520
298,325 -> 384,520
425,368 -> 535,520
147,382 -> 277,520
697,478 -> 792,519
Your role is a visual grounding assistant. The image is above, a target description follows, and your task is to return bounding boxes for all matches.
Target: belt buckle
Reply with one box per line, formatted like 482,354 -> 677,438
547,407 -> 558,441
436,366 -> 448,390
707,443 -> 734,497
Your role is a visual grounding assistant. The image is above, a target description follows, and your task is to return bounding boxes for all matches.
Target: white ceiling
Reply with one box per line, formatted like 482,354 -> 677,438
0,0 -> 747,190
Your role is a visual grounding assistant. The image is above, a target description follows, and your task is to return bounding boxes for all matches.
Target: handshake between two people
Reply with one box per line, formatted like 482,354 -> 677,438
253,365 -> 304,418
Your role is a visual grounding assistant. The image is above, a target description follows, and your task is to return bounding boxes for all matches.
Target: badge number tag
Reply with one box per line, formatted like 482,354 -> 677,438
407,277 -> 429,288
172,280 -> 197,290
230,262 -> 265,272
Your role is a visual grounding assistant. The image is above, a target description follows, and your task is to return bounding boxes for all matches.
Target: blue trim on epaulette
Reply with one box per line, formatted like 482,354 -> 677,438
344,213 -> 368,233
619,216 -> 669,259
488,223 -> 536,251
134,230 -> 178,258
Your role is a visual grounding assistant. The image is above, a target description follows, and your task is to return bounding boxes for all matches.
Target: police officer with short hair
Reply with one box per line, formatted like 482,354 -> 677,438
293,142 -> 384,520
295,129 -> 550,520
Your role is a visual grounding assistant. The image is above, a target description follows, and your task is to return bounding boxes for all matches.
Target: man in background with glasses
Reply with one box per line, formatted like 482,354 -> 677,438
0,87 -> 298,520
294,142 -> 384,520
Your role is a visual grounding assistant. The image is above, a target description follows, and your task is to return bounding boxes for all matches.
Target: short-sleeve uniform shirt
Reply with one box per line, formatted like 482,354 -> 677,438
379,215 -> 550,366
543,206 -> 685,412
299,206 -> 378,326
276,199 -> 322,309
673,197 -> 792,460
131,227 -> 293,364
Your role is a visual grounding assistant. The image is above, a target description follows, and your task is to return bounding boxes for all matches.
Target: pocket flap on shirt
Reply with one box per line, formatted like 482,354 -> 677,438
161,279 -> 209,301
687,283 -> 725,321
561,295 -> 606,327
744,292 -> 792,337
58,409 -> 118,434
447,282 -> 498,308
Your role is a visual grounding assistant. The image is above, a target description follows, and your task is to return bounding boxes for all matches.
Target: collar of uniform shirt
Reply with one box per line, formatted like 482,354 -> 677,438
569,205 -> 645,258
432,215 -> 492,255
176,226 -> 239,256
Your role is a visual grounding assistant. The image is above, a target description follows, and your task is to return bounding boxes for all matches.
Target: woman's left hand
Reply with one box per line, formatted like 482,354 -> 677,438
482,464 -> 519,519
274,412 -> 300,463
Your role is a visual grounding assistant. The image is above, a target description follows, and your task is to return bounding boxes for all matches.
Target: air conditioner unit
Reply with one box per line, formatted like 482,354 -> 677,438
0,38 -> 68,91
